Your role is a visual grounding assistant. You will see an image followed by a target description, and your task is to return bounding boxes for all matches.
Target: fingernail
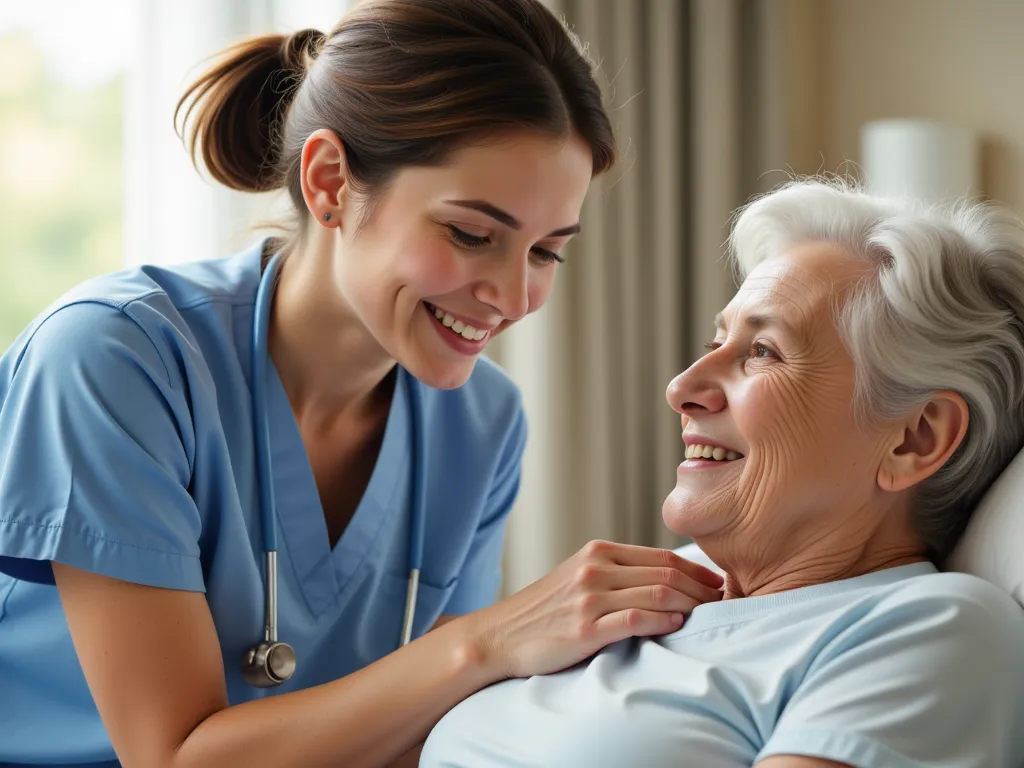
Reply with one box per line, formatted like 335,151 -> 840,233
671,613 -> 684,624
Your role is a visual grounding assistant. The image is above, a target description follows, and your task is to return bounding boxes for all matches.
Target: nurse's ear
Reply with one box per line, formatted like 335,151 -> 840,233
300,128 -> 349,228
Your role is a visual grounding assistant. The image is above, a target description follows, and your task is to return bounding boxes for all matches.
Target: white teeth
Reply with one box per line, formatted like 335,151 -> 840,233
428,303 -> 488,342
686,443 -> 742,461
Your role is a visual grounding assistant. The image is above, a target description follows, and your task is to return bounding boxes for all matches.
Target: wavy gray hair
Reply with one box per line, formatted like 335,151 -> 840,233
728,178 -> 1024,564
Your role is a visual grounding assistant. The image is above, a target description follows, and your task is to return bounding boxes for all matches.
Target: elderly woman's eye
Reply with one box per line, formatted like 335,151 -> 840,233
751,342 -> 776,359
703,342 -> 721,354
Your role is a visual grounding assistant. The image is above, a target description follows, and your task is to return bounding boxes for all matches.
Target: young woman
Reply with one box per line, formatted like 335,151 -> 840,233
0,1 -> 723,766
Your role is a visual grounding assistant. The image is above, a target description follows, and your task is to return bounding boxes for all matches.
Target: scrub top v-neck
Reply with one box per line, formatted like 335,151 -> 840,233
264,353 -> 412,618
0,241 -> 527,767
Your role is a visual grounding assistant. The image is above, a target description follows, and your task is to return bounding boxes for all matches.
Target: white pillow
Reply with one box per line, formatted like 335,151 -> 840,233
949,448 -> 1024,608
675,448 -> 1024,609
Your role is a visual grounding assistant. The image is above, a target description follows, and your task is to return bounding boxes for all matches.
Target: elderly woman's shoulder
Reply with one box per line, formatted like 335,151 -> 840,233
877,569 -> 1024,638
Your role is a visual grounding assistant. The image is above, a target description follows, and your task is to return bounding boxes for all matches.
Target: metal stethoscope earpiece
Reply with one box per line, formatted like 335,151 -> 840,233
241,551 -> 297,688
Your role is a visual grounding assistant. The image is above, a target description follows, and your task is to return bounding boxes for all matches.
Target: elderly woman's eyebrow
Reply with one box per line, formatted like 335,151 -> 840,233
714,310 -> 800,337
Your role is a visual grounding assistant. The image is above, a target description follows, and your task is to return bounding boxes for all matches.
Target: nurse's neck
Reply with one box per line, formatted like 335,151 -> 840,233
268,235 -> 395,429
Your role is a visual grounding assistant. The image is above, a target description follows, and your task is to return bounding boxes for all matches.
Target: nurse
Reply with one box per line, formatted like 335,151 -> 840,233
0,1 -> 724,767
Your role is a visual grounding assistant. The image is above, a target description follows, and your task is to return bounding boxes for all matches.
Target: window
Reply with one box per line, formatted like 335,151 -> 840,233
0,1 -> 135,350
1,1 -> 350,351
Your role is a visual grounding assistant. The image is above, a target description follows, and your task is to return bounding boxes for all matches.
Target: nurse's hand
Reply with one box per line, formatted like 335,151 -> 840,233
471,540 -> 723,679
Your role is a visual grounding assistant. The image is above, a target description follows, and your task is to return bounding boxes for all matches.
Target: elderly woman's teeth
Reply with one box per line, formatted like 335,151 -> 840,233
685,444 -> 741,461
430,304 -> 488,341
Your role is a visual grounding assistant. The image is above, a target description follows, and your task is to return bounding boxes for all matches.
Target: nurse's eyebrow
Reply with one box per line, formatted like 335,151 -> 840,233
444,199 -> 581,237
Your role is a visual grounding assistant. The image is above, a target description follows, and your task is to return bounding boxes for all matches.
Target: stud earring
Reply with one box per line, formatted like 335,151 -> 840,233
323,212 -> 332,222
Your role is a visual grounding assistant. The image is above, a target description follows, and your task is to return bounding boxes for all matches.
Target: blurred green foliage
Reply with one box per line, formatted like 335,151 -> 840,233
0,32 -> 123,351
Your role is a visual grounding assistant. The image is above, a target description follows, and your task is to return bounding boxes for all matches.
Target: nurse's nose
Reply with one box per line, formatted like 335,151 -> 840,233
474,251 -> 530,321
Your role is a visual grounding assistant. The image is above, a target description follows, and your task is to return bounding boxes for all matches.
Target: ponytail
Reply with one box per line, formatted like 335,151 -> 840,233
174,0 -> 615,241
175,29 -> 326,193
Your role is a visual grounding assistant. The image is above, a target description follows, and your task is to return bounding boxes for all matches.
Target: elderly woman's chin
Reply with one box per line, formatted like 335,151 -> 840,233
660,478 -> 733,539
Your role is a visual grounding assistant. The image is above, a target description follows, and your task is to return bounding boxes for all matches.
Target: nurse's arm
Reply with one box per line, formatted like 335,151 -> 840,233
382,615 -> 459,768
53,564 -> 498,768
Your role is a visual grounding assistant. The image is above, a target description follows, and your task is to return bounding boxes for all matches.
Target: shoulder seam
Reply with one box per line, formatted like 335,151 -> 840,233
173,293 -> 257,313
16,296 -> 176,391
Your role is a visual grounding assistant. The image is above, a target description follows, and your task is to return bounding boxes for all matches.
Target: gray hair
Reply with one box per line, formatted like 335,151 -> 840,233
728,178 -> 1024,564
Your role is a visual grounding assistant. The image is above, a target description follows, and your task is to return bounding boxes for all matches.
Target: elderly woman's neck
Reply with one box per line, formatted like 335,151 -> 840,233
713,529 -> 929,600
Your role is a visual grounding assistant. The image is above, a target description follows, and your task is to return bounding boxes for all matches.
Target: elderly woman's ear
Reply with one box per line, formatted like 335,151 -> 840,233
877,391 -> 969,493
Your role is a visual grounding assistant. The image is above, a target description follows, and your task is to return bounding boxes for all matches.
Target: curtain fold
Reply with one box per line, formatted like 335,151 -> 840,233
498,0 -> 753,595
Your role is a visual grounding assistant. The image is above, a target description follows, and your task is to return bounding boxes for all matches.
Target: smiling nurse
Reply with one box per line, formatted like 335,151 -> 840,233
0,1 -> 726,767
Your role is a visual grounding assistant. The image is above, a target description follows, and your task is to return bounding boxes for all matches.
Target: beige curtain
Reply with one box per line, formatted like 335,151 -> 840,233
493,0 -> 786,595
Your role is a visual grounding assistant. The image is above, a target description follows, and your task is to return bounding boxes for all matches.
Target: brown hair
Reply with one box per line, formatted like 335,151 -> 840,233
175,0 -> 616,238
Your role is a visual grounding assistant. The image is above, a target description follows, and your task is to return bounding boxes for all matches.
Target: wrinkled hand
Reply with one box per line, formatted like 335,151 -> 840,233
474,540 -> 724,680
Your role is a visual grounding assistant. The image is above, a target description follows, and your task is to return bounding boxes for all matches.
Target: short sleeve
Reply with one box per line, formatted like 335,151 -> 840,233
0,301 -> 204,591
444,403 -> 527,615
758,576 -> 1024,768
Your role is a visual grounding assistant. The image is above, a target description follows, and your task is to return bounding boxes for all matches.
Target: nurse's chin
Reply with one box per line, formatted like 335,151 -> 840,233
408,358 -> 479,391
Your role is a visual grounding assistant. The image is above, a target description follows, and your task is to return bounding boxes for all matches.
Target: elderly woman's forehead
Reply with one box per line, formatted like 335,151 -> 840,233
723,244 -> 867,328
738,258 -> 831,310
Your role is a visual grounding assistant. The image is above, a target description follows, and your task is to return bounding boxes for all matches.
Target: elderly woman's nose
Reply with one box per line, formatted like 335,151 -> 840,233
666,364 -> 727,415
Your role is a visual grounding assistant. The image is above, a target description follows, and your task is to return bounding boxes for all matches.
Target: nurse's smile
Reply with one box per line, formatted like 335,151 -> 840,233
424,302 -> 494,355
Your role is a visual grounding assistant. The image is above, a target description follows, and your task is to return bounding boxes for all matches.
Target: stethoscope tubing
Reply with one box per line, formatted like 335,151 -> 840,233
249,252 -> 424,685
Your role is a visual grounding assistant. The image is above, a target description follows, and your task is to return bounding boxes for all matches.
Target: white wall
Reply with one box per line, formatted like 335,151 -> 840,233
812,0 -> 1024,212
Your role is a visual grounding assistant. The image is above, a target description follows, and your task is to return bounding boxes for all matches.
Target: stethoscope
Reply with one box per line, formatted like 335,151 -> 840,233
241,252 -> 428,688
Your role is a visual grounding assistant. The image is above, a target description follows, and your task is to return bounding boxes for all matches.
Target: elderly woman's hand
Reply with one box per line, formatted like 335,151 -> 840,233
470,540 -> 723,680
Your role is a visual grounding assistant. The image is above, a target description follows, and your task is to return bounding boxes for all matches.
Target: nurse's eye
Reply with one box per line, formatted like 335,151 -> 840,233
447,225 -> 490,249
531,247 -> 565,265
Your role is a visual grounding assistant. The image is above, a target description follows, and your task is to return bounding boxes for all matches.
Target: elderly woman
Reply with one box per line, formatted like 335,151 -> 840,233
418,179 -> 1024,768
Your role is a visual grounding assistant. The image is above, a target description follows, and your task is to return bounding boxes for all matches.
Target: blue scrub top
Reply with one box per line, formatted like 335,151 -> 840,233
0,242 -> 527,767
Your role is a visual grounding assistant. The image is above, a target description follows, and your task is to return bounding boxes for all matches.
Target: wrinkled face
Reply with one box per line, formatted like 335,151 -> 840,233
335,131 -> 593,389
662,242 -> 895,553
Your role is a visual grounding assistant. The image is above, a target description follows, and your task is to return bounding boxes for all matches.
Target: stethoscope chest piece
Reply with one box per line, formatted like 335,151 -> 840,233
242,640 -> 297,688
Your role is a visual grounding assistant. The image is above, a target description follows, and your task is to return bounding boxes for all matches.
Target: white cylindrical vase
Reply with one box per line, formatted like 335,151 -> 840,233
860,119 -> 979,205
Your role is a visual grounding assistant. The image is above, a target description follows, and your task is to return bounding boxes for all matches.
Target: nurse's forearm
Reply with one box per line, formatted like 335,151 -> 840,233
172,616 -> 496,768
388,743 -> 425,768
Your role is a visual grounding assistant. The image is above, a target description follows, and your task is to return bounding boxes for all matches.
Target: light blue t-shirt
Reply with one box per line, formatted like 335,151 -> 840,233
0,242 -> 527,767
422,561 -> 1024,768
